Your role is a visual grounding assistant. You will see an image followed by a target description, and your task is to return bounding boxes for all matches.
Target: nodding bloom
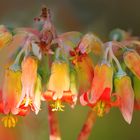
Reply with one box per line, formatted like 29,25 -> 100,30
114,75 -> 134,124
80,63 -> 114,117
75,55 -> 94,95
43,61 -> 77,111
0,69 -> 29,128
133,76 -> 140,110
124,50 -> 140,79
16,56 -> 42,115
69,50 -> 94,95
0,25 -> 12,49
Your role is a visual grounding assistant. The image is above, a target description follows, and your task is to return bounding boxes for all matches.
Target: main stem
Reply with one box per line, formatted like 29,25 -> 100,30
48,105 -> 61,140
77,110 -> 96,140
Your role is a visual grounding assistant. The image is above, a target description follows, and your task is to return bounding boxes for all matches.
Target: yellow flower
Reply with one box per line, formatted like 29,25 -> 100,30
47,61 -> 70,100
2,69 -> 22,115
43,61 -> 77,111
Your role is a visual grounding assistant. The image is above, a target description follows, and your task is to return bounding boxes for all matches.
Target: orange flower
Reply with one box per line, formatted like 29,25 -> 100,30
17,56 -> 42,114
0,69 -> 29,128
75,55 -> 94,95
80,63 -> 114,116
114,75 -> 134,124
124,50 -> 140,79
43,61 -> 77,111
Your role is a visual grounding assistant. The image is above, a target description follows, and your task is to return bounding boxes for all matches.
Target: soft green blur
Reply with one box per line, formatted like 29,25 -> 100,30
0,0 -> 140,140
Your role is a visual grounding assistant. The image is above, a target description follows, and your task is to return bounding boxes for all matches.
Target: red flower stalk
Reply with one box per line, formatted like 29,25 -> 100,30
48,105 -> 61,140
77,110 -> 96,140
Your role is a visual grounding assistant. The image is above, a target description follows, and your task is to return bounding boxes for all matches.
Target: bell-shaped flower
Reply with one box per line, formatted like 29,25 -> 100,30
0,69 -> 29,128
43,61 -> 77,111
80,63 -> 114,116
0,25 -> 12,49
72,54 -> 94,95
114,75 -> 134,124
124,50 -> 140,79
16,56 -> 41,114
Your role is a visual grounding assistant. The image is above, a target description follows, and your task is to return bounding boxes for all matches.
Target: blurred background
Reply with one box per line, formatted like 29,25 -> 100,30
1,0 -> 140,140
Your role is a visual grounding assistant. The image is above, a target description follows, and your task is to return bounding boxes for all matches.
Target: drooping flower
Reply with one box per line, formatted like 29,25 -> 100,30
0,69 -> 29,128
114,75 -> 134,124
80,63 -> 114,116
69,49 -> 94,95
0,25 -> 12,50
124,50 -> 140,79
16,56 -> 42,114
43,61 -> 77,111
75,55 -> 94,95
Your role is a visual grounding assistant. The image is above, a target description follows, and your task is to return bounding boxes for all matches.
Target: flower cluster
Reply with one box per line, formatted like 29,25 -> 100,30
0,7 -> 140,129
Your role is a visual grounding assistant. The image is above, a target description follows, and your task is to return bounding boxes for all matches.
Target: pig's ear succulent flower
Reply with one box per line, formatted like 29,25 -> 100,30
74,54 -> 94,95
16,56 -> 42,114
114,75 -> 134,124
43,61 -> 77,111
0,69 -> 29,128
108,42 -> 134,124
80,63 -> 114,117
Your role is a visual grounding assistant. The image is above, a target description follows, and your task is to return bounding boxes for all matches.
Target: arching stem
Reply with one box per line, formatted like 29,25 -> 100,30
77,110 -> 96,140
48,105 -> 61,140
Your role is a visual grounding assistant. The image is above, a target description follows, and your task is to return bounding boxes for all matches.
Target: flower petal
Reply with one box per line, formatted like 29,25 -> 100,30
114,76 -> 134,124
88,64 -> 113,104
47,61 -> 70,100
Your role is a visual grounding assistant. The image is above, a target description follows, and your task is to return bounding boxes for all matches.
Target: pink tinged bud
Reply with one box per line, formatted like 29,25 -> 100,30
124,50 -> 140,79
17,56 -> 38,109
2,69 -> 22,115
78,33 -> 103,55
114,76 -> 134,124
75,55 -> 94,94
